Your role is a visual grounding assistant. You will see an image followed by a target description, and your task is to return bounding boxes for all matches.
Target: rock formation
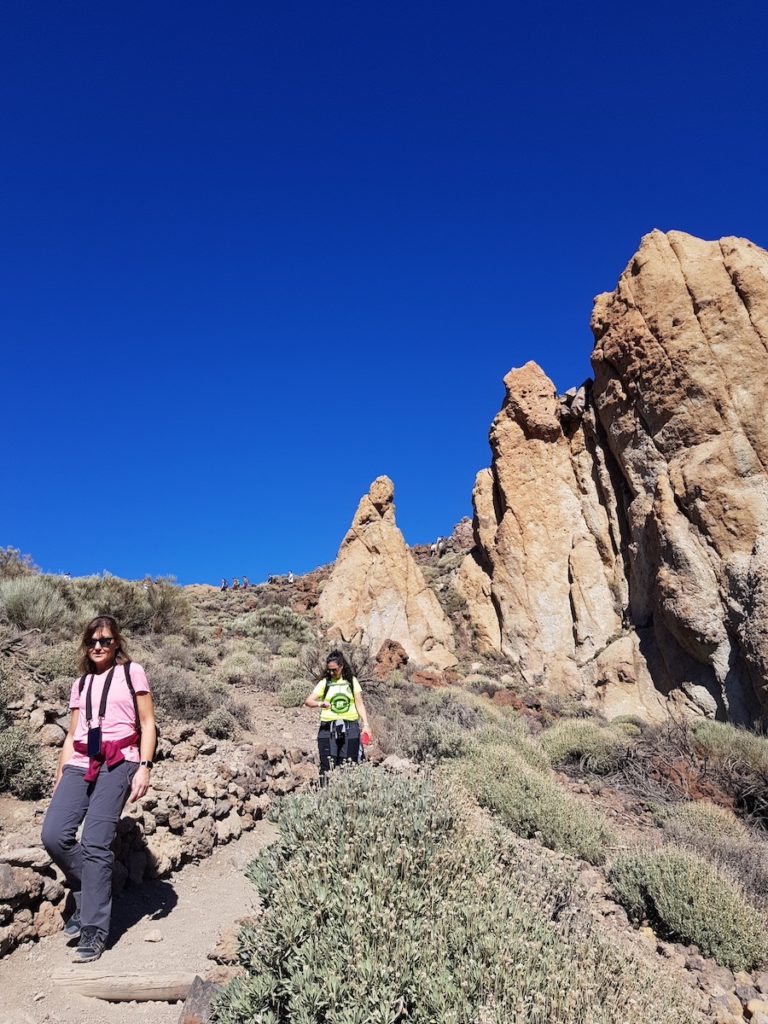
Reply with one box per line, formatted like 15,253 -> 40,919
317,476 -> 457,669
459,230 -> 768,723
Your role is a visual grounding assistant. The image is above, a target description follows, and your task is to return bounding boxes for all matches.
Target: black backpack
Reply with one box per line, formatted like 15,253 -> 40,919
78,661 -> 157,757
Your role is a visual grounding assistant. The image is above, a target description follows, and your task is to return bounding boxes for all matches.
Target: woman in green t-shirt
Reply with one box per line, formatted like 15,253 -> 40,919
305,650 -> 372,783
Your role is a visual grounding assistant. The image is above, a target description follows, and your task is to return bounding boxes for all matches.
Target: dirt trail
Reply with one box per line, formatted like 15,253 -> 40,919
0,819 -> 277,1024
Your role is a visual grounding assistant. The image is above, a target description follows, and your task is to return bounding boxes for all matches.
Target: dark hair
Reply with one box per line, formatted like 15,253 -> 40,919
78,615 -> 131,675
326,649 -> 354,684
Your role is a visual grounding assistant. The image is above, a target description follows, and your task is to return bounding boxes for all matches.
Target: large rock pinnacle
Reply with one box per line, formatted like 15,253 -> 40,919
317,476 -> 457,670
458,230 -> 768,723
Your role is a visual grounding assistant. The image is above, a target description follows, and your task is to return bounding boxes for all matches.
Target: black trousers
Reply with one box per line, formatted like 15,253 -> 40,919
317,720 -> 361,783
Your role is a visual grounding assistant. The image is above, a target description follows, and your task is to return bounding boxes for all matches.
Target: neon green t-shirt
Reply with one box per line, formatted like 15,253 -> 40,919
311,676 -> 362,722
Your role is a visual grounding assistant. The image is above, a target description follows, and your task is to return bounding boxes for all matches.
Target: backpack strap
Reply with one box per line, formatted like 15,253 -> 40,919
77,674 -> 88,696
123,661 -> 141,733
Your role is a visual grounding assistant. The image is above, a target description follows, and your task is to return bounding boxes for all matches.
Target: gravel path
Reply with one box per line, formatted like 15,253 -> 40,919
0,819 -> 277,1024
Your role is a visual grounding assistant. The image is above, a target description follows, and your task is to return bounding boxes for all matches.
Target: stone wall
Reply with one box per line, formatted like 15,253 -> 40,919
0,726 -> 317,958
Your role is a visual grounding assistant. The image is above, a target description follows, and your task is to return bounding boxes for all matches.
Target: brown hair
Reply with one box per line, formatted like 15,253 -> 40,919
77,615 -> 131,675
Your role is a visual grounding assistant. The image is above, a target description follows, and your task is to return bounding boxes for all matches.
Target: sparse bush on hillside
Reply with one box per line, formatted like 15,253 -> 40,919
0,577 -> 73,632
145,579 -> 191,634
609,845 -> 768,971
692,719 -> 768,773
217,651 -> 259,687
35,641 -> 78,682
151,666 -> 219,721
203,707 -> 238,740
0,726 -> 48,798
213,767 -> 702,1024
457,744 -> 612,864
0,547 -> 39,579
541,719 -> 633,775
231,605 -> 312,653
278,679 -> 310,708
657,802 -> 768,911
160,636 -> 198,671
67,575 -> 190,635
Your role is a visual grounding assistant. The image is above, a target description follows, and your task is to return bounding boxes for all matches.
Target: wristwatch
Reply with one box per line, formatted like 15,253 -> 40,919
139,760 -> 154,769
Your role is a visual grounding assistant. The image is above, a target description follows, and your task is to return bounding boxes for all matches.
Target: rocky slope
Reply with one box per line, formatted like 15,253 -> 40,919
456,230 -> 768,723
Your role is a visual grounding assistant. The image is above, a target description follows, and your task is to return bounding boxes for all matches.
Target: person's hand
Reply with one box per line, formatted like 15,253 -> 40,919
362,724 -> 372,744
321,701 -> 331,709
130,765 -> 151,803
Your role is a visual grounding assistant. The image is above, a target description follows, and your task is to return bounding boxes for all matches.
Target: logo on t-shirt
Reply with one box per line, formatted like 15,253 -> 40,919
329,692 -> 352,715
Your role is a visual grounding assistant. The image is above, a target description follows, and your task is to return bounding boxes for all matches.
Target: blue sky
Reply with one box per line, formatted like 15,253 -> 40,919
3,1 -> 767,584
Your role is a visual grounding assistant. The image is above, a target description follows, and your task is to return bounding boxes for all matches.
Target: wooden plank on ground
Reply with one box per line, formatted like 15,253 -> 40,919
178,975 -> 221,1024
52,969 -> 196,1002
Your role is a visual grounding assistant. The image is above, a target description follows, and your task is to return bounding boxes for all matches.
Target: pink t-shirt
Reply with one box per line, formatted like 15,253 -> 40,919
67,662 -> 151,770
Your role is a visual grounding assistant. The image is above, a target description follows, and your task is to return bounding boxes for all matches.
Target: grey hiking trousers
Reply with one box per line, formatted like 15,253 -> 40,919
42,760 -> 137,940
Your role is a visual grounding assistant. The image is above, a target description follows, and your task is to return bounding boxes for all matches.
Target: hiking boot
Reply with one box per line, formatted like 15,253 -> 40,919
71,927 -> 105,964
62,911 -> 81,941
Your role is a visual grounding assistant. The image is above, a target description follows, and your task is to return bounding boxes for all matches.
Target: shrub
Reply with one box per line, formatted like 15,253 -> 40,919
657,802 -> 768,911
203,708 -> 238,740
161,636 -> 197,671
217,652 -> 258,687
144,578 -> 191,634
609,845 -> 768,971
277,639 -> 301,657
69,575 -> 151,631
456,744 -> 612,864
0,577 -> 72,631
213,767 -> 702,1024
231,605 -> 312,652
151,666 -> 218,721
692,719 -> 768,773
0,547 -> 39,579
35,641 -> 78,682
403,720 -> 467,762
278,679 -> 309,708
0,726 -> 48,798
541,719 -> 633,774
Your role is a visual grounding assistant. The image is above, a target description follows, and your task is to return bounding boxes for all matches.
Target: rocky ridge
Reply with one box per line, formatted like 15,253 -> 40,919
314,230 -> 768,722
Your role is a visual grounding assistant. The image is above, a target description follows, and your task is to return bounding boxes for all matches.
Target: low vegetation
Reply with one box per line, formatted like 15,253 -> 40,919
540,718 -> 633,775
656,801 -> 768,911
456,741 -> 613,864
609,845 -> 768,971
213,767 -> 702,1024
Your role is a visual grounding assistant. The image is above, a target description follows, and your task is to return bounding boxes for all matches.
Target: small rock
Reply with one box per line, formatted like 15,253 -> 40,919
39,724 -> 66,747
144,929 -> 163,943
0,847 -> 52,870
737,984 -> 760,1005
747,998 -> 768,1019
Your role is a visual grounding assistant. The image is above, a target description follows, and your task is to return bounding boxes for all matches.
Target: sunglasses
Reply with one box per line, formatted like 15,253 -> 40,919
87,637 -> 116,649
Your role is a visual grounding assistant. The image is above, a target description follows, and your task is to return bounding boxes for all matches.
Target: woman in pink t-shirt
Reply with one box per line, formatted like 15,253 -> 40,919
42,615 -> 157,964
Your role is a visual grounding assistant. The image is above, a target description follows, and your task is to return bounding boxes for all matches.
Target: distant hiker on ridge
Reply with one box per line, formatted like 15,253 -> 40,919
304,650 -> 371,785
220,578 -> 229,591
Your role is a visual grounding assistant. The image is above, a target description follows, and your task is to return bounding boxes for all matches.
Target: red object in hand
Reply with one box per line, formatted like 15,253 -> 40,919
362,730 -> 371,746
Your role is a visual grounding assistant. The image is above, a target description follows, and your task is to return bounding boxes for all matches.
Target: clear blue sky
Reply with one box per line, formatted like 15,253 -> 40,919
3,1 -> 767,584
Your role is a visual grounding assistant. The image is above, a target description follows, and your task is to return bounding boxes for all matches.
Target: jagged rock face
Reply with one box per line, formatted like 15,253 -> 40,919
460,230 -> 768,723
317,476 -> 457,669
591,229 -> 768,722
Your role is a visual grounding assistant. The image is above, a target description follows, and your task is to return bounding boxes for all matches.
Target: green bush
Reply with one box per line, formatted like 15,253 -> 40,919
278,679 -> 309,708
403,719 -> 467,762
456,744 -> 612,864
231,605 -> 312,653
203,708 -> 238,740
609,845 -> 768,971
152,666 -> 218,721
657,802 -> 768,911
217,651 -> 259,687
0,577 -> 72,631
68,575 -> 191,635
692,719 -> 768,773
213,768 -> 702,1024
35,641 -> 78,682
541,719 -> 633,774
0,726 -> 48,798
